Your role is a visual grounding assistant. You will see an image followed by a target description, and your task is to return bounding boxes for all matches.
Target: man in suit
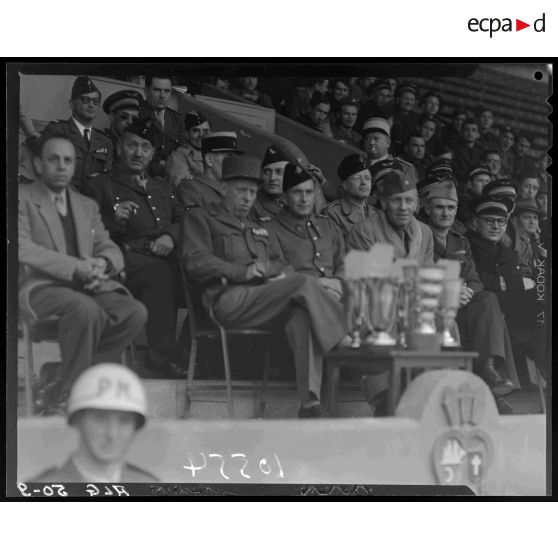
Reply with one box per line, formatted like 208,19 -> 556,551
83,119 -> 185,377
140,76 -> 186,177
19,135 -> 147,414
421,178 -> 518,406
40,76 -> 113,192
183,156 -> 347,417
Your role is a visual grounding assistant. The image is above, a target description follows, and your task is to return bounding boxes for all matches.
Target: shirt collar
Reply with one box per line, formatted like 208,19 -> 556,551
46,187 -> 67,206
71,117 -> 92,138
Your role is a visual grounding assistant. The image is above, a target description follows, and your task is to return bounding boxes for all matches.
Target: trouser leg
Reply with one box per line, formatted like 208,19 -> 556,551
125,253 -> 179,362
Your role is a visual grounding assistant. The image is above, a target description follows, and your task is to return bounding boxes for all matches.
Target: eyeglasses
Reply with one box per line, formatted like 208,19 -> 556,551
479,217 -> 507,228
79,95 -> 101,106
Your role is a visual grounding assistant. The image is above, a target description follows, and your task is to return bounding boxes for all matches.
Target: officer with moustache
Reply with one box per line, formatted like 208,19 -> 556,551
83,118 -> 185,378
40,76 -> 113,192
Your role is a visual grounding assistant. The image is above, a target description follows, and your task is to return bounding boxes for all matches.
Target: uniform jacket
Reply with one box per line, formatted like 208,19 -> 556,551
266,210 -> 345,279
139,103 -> 186,162
347,209 -> 434,264
41,118 -> 112,191
165,145 -> 204,186
453,142 -> 484,183
31,457 -> 158,483
177,174 -> 225,209
466,230 -> 525,294
82,166 -> 183,249
323,196 -> 378,239
432,227 -> 484,294
18,181 -> 125,320
248,193 -> 285,223
183,203 -> 286,287
390,110 -> 419,149
332,125 -> 363,149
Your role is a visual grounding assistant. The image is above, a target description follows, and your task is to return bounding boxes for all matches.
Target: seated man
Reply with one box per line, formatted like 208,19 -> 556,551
296,92 -> 333,137
19,135 -> 147,414
31,364 -> 157,483
456,166 -> 492,232
535,182 -> 548,245
177,131 -> 243,208
481,179 -> 518,248
323,154 -> 376,239
266,163 -> 346,300
249,145 -> 291,223
82,118 -> 185,377
231,76 -> 274,108
401,134 -> 428,181
165,111 -> 211,187
515,170 -> 540,201
183,156 -> 346,418
452,119 -> 484,184
331,97 -> 362,148
346,169 -> 434,263
467,196 -> 546,380
422,178 -> 518,405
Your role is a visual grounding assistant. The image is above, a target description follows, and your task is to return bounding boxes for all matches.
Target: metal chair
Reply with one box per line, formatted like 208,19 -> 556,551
178,258 -> 272,418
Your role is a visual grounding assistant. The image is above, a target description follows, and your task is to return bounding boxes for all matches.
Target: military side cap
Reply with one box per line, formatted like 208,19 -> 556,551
262,145 -> 292,167
369,159 -> 403,185
366,78 -> 391,95
103,89 -> 143,114
201,132 -> 243,155
470,196 -> 511,218
512,198 -> 545,217
395,81 -> 416,97
184,111 -> 208,130
122,117 -> 158,145
362,117 -> 390,137
380,172 -> 417,198
282,163 -> 314,191
71,76 -> 101,100
418,177 -> 458,202
222,155 -> 263,183
337,154 -> 368,181
467,166 -> 491,180
426,160 -> 454,180
482,179 -> 518,200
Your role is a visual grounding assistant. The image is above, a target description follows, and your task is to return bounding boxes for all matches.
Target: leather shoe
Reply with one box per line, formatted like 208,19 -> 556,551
475,358 -> 514,396
298,403 -> 325,418
144,355 -> 187,379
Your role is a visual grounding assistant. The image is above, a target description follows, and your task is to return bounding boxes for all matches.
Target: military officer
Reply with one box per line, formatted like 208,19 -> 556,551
361,116 -> 416,193
177,131 -> 243,208
266,163 -> 346,300
102,89 -> 143,160
82,118 -> 185,378
182,156 -> 347,417
140,76 -> 186,177
40,76 -> 113,192
31,364 -> 158,483
481,178 -> 519,248
467,196 -> 546,380
323,153 -> 376,239
423,179 -> 518,404
165,111 -> 211,187
249,145 -> 291,223
347,169 -> 434,263
331,98 -> 363,148
456,166 -> 492,232
389,82 -> 419,154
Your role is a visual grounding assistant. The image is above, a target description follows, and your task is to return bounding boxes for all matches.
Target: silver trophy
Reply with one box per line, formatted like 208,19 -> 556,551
415,266 -> 446,334
363,276 -> 399,346
343,278 -> 367,348
439,278 -> 463,348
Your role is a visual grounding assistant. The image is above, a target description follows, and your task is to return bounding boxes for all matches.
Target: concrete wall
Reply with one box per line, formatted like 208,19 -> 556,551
17,371 -> 546,495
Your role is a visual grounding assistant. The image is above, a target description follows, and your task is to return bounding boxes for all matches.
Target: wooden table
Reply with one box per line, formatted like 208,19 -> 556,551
324,348 -> 478,416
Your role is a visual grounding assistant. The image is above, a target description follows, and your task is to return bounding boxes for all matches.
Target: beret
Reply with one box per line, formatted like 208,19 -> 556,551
184,111 -> 209,130
282,163 -> 314,191
262,145 -> 292,167
122,117 -> 158,145
337,154 -> 369,181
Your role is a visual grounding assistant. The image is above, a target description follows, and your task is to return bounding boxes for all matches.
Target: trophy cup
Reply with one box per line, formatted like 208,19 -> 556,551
392,259 -> 419,348
363,275 -> 399,346
343,278 -> 367,348
440,278 -> 463,348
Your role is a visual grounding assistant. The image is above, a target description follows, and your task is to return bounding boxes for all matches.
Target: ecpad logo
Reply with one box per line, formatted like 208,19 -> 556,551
468,13 -> 546,37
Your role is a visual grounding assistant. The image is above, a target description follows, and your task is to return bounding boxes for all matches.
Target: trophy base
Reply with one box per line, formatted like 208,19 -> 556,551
407,332 -> 443,352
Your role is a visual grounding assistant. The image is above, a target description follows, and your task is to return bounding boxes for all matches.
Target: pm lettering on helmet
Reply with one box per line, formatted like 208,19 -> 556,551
95,377 -> 131,399
96,376 -> 112,396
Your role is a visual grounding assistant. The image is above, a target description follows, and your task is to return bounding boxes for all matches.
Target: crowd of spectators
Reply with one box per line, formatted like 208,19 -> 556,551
18,72 -> 549,420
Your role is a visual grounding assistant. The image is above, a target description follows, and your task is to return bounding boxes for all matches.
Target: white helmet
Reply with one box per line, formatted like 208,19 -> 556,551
67,363 -> 148,428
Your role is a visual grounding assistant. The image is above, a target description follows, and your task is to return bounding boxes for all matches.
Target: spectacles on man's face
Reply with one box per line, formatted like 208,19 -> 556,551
479,216 -> 507,228
79,95 -> 101,106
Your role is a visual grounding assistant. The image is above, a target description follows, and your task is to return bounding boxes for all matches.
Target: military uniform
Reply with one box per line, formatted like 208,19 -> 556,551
83,167 -> 184,364
140,103 -> 186,177
249,193 -> 285,223
266,210 -> 345,279
41,118 -> 113,192
103,127 -> 120,162
432,228 -> 519,386
31,457 -> 158,483
182,202 -> 346,404
177,174 -> 225,209
453,142 -> 484,184
323,196 -> 377,239
332,125 -> 363,149
165,144 -> 204,186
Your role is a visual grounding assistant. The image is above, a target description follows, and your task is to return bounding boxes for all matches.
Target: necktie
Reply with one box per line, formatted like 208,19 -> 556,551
134,175 -> 147,190
54,194 -> 67,217
155,111 -> 165,130
83,128 -> 90,147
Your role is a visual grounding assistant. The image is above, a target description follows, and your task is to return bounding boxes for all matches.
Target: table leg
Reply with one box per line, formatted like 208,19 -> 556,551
388,365 -> 400,416
326,363 -> 341,417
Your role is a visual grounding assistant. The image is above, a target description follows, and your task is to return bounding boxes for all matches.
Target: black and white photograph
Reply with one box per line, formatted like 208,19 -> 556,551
6,61 -> 551,497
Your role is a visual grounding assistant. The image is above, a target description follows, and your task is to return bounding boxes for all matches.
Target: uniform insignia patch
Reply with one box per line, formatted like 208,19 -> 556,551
259,217 -> 272,222
252,228 -> 269,237
95,148 -> 108,154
